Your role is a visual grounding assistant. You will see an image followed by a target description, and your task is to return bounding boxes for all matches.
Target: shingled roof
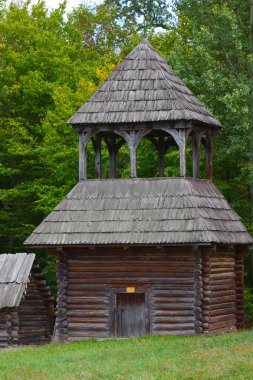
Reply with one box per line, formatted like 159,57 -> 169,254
24,178 -> 252,247
68,39 -> 222,128
0,253 -> 35,309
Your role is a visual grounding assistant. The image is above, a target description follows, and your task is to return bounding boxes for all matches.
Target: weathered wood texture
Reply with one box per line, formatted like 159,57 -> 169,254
235,248 -> 244,329
53,247 -> 198,341
24,179 -> 253,247
201,248 -> 238,334
53,252 -> 68,342
17,275 -> 53,345
0,257 -> 54,348
68,39 -> 222,128
0,310 -> 18,348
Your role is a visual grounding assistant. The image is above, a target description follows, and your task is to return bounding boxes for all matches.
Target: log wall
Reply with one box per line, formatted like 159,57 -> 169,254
201,247 -> 238,334
0,271 -> 53,348
0,310 -> 18,348
54,247 -> 198,341
235,247 -> 245,329
18,276 -> 52,345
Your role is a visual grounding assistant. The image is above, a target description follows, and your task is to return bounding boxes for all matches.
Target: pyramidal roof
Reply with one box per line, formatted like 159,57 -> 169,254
68,38 -> 222,128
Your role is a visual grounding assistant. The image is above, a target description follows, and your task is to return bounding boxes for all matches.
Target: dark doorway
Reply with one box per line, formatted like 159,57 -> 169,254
115,293 -> 147,337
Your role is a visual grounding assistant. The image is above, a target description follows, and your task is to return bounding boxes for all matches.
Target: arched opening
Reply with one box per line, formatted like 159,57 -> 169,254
199,137 -> 206,178
117,142 -> 130,178
186,133 -> 193,177
79,127 -> 198,180
191,129 -> 214,179
165,145 -> 180,177
137,138 -> 158,178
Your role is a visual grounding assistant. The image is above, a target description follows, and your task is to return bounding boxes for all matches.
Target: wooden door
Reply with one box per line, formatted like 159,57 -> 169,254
116,293 -> 146,337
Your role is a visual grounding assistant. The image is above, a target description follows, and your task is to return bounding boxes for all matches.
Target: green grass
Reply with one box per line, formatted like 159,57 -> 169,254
0,330 -> 253,380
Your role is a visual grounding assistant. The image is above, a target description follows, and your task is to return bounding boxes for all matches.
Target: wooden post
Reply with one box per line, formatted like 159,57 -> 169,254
105,136 -> 125,178
130,145 -> 137,178
147,136 -> 168,177
192,130 -> 202,179
92,136 -> 102,179
179,129 -> 187,177
79,133 -> 86,181
115,129 -> 151,178
205,133 -> 214,180
79,131 -> 93,181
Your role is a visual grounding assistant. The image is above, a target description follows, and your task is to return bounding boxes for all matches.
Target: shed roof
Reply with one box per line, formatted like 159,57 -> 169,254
68,39 -> 222,128
0,253 -> 35,309
24,178 -> 252,247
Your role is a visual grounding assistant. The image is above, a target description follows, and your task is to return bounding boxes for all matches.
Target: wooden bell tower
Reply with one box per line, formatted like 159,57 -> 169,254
25,39 -> 253,341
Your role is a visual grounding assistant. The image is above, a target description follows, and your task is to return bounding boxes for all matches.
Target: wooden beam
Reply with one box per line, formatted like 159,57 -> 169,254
79,131 -> 94,181
115,129 -> 151,178
92,136 -> 102,179
79,134 -> 86,181
105,136 -> 124,178
179,129 -> 187,177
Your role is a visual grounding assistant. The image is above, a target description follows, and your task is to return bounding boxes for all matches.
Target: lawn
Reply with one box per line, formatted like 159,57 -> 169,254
0,330 -> 253,380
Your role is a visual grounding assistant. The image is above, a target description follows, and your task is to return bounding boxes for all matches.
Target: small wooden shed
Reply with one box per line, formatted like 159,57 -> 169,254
25,39 -> 253,341
0,253 -> 54,348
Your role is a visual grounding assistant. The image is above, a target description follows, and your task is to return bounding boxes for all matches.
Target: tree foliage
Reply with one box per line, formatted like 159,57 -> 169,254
104,0 -> 174,31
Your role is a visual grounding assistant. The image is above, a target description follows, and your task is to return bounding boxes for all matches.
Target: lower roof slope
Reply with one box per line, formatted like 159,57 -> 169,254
0,253 -> 35,309
24,178 -> 253,247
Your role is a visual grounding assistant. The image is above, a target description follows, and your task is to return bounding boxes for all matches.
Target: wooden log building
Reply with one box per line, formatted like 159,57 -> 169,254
0,253 -> 54,348
25,39 -> 253,341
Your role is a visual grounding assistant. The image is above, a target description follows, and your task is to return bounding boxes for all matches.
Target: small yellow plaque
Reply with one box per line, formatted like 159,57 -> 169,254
126,287 -> 135,293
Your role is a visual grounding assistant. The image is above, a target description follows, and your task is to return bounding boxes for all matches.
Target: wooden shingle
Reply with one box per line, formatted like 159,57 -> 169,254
68,39 -> 222,128
24,178 -> 253,247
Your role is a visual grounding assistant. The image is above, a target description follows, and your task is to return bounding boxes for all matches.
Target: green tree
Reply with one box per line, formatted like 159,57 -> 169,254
0,1 -> 123,290
104,0 -> 174,33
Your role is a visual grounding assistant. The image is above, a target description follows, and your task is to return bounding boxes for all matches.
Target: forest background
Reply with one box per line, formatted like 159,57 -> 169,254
0,0 -> 253,320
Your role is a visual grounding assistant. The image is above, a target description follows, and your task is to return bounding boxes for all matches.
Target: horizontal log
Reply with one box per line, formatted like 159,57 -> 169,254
202,302 -> 236,311
204,319 -> 236,331
203,295 -> 236,304
154,310 -> 195,317
68,331 -> 109,339
68,261 -> 195,268
153,317 -> 195,323
202,313 -> 236,323
68,323 -> 108,331
151,330 -> 196,336
68,318 -> 108,324
67,310 -> 109,317
152,323 -> 195,330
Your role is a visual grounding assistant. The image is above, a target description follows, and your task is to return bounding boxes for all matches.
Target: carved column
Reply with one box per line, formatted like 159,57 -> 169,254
179,129 -> 187,177
148,136 -> 172,177
92,135 -> 102,179
105,136 -> 125,178
79,131 -> 94,181
116,129 -> 150,178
